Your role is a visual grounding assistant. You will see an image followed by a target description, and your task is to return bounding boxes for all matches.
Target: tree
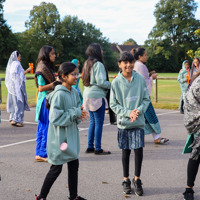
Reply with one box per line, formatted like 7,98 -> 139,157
146,0 -> 200,72
123,38 -> 138,45
0,0 -> 18,69
18,2 -> 63,68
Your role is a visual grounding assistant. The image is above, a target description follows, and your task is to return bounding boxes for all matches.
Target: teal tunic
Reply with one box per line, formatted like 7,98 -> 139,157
46,85 -> 81,165
35,75 -> 48,122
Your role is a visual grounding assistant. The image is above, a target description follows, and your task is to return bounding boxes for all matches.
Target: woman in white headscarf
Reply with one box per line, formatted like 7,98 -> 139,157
5,51 -> 31,127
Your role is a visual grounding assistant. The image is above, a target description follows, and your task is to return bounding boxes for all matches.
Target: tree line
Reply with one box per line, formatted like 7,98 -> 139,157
1,0 -> 200,72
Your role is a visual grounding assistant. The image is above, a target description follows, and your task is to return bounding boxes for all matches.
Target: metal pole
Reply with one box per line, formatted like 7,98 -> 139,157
153,79 -> 158,103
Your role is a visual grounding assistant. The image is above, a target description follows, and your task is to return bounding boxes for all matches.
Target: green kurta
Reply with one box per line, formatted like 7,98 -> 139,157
46,85 -> 81,165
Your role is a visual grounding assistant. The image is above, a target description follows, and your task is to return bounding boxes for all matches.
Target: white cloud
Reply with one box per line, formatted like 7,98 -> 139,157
3,0 -> 200,44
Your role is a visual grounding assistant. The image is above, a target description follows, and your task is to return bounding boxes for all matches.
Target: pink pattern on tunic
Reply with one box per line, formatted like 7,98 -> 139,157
134,60 -> 153,95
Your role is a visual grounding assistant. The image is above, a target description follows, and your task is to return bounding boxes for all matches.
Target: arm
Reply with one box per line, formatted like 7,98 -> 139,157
177,71 -> 187,84
136,79 -> 150,115
37,75 -> 54,92
24,67 -> 32,75
49,94 -> 81,127
94,62 -> 111,89
110,83 -> 131,118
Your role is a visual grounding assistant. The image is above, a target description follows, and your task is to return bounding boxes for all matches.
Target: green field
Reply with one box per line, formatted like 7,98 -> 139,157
0,72 -> 181,110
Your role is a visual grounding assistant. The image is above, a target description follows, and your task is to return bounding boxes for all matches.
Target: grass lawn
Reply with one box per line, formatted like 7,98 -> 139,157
0,72 -> 181,110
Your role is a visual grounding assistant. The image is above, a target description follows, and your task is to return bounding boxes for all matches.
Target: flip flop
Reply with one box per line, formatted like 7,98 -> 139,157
10,121 -> 17,126
35,156 -> 48,162
14,122 -> 24,127
154,138 -> 169,144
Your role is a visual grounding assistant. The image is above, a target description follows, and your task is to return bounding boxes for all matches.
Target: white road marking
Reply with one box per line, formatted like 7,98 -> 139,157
0,111 -> 179,149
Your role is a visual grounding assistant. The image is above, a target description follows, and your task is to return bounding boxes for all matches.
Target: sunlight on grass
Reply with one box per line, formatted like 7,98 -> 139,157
0,72 -> 181,110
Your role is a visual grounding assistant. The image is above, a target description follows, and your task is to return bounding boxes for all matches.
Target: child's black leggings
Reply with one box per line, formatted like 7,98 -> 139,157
122,148 -> 143,178
39,159 -> 79,199
187,155 -> 200,187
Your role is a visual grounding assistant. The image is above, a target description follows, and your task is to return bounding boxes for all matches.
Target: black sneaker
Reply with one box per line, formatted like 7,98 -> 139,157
85,148 -> 94,153
122,179 -> 132,194
94,149 -> 111,155
69,196 -> 87,200
132,178 -> 143,196
183,188 -> 194,200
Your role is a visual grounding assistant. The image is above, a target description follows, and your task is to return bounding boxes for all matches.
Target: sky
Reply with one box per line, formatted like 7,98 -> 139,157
3,0 -> 200,45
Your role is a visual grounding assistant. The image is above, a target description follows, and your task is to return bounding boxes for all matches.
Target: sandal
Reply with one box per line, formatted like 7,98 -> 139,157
154,137 -> 169,144
10,120 -> 17,126
15,122 -> 24,127
35,156 -> 48,162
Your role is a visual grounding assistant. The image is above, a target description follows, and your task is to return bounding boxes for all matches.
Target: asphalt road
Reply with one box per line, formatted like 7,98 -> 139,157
0,108 -> 199,200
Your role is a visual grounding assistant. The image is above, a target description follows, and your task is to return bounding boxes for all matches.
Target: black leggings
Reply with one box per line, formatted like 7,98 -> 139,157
122,148 -> 143,178
39,159 -> 79,199
187,156 -> 200,187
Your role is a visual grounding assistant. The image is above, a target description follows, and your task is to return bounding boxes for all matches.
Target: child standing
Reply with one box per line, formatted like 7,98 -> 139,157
35,45 -> 56,162
110,52 -> 150,195
82,43 -> 111,155
36,62 -> 88,200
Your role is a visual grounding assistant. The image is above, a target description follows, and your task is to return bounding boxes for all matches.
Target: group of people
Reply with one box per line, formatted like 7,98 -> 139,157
3,43 -> 200,200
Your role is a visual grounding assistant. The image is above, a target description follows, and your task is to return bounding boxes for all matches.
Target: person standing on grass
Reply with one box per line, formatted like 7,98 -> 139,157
131,48 -> 169,144
182,71 -> 200,200
71,59 -> 83,105
110,52 -> 150,195
188,57 -> 200,88
5,51 -> 31,127
34,45 -> 56,162
36,62 -> 88,200
82,43 -> 111,155
177,60 -> 190,114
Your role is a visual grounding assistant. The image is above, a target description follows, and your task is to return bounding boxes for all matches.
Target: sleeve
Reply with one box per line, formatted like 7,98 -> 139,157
94,62 -> 111,89
49,94 -> 81,127
37,75 -> 46,86
136,79 -> 151,115
110,82 -> 132,118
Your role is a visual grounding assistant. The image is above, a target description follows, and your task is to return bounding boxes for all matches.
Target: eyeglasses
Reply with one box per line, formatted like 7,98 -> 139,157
70,73 -> 79,77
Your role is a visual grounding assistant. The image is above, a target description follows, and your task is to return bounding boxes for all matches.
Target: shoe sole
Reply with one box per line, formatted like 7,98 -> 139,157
134,190 -> 143,196
123,191 -> 132,194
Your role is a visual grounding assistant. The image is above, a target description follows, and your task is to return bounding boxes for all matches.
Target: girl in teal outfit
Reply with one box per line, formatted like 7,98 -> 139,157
110,52 -> 150,195
71,59 -> 83,105
36,62 -> 88,200
177,60 -> 190,114
35,45 -> 56,162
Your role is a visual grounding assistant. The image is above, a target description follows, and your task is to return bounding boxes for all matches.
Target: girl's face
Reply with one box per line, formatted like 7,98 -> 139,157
193,59 -> 199,68
184,62 -> 190,70
17,54 -> 21,62
118,61 -> 134,74
49,49 -> 56,63
62,68 -> 79,87
138,50 -> 148,63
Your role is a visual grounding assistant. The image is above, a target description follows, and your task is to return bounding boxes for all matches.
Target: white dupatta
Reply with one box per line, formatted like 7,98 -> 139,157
5,51 -> 26,102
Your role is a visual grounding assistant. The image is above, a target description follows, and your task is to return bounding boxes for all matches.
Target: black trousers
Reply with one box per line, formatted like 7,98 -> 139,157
122,148 -> 143,178
187,156 -> 200,187
39,159 -> 79,199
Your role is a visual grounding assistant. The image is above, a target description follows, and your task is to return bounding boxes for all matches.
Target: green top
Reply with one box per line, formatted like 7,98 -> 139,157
46,85 -> 81,165
83,61 -> 111,98
110,71 -> 150,129
35,75 -> 48,122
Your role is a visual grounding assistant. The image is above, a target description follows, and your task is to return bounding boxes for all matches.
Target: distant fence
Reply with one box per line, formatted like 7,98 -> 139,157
0,76 -> 177,103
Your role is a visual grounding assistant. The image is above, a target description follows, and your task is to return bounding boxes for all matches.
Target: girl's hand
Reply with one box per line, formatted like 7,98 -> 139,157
151,73 -> 158,80
80,110 -> 89,121
129,109 -> 139,122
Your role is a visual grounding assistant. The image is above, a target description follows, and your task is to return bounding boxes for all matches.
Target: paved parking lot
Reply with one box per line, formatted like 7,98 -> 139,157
0,108 -> 199,200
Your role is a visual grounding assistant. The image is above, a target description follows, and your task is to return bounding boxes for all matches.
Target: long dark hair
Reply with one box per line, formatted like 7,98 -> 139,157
36,45 -> 55,70
46,62 -> 78,110
131,47 -> 146,60
82,43 -> 107,86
